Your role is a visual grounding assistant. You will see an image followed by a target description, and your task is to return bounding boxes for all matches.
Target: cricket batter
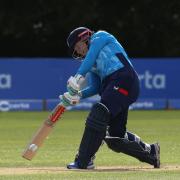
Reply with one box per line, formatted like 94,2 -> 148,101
60,27 -> 160,169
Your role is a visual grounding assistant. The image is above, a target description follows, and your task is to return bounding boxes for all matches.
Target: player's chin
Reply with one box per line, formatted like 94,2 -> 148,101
81,52 -> 87,60
77,54 -> 86,61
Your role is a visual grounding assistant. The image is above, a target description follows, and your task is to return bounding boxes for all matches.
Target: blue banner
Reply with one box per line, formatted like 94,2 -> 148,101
0,100 -> 43,111
129,99 -> 167,110
132,58 -> 180,99
0,58 -> 80,99
169,99 -> 180,109
0,58 -> 180,99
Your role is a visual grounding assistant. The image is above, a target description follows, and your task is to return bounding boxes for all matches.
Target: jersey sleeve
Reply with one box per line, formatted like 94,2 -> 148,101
77,33 -> 112,76
80,72 -> 101,99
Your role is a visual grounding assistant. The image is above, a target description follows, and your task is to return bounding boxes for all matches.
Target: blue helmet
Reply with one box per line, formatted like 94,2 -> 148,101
67,27 -> 93,58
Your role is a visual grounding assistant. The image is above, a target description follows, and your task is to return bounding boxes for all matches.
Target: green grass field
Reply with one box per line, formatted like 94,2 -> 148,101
0,110 -> 180,179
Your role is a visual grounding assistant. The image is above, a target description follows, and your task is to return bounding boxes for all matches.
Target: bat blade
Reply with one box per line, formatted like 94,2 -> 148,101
22,123 -> 53,160
22,104 -> 65,160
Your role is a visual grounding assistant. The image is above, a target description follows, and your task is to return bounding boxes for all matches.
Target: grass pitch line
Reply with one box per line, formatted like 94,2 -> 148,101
0,165 -> 180,175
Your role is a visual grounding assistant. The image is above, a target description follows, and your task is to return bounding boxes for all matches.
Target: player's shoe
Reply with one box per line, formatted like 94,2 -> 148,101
151,143 -> 160,168
67,160 -> 95,169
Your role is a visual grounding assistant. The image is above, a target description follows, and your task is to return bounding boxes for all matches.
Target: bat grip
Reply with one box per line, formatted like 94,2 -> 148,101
47,104 -> 66,125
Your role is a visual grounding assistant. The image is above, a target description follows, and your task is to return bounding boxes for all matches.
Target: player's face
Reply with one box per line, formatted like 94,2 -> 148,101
73,41 -> 88,59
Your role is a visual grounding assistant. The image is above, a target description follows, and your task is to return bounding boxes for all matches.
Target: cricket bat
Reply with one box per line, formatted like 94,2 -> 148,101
22,103 -> 66,160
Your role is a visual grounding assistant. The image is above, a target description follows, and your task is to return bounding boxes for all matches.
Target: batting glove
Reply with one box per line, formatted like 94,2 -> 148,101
67,74 -> 85,95
59,92 -> 80,107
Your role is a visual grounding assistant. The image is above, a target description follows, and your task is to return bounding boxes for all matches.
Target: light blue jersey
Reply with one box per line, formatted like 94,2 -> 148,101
77,31 -> 133,98
77,31 -> 132,80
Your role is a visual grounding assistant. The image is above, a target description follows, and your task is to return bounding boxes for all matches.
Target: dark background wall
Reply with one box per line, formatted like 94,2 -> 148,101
0,0 -> 180,57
